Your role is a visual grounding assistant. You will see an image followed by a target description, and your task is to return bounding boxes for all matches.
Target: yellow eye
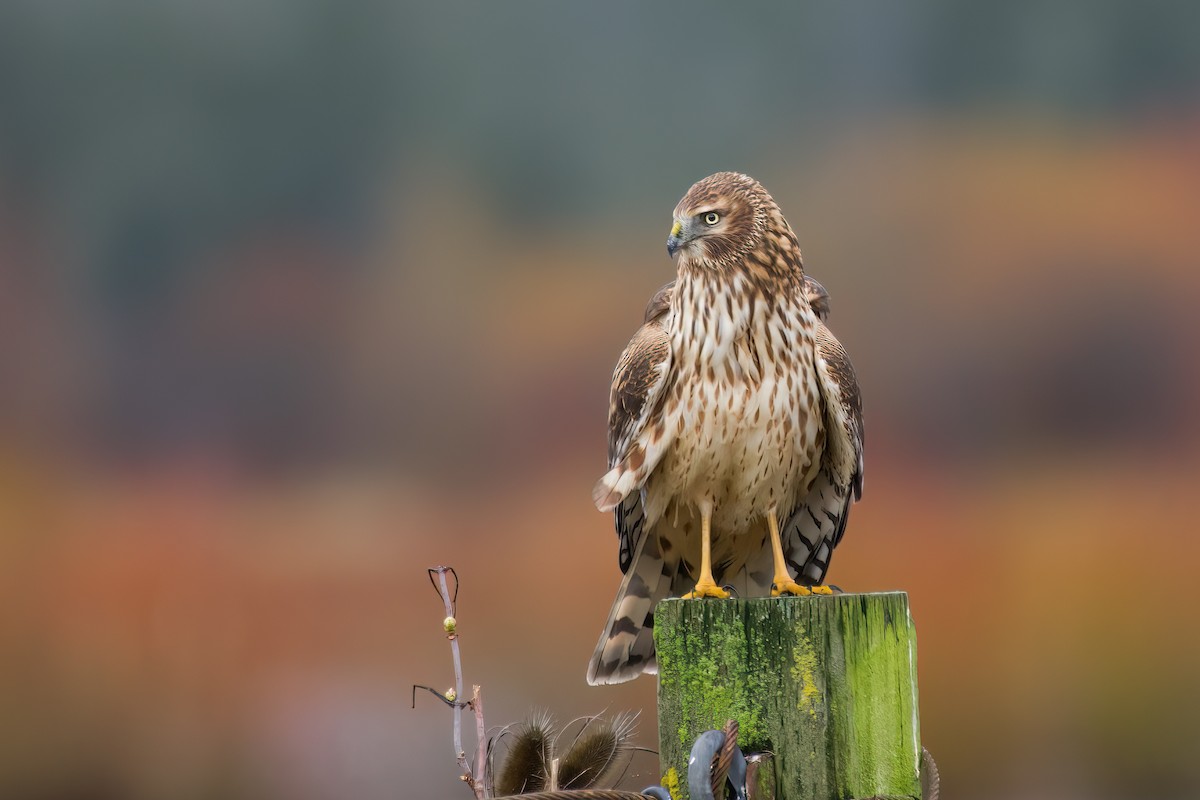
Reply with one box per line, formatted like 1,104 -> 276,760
703,212 -> 720,225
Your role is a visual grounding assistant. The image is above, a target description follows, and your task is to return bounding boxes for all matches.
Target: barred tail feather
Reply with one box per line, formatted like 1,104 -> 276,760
586,524 -> 683,685
779,469 -> 853,585
615,494 -> 645,573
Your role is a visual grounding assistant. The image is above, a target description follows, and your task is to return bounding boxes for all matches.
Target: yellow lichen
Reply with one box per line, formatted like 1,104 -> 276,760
662,766 -> 681,799
790,627 -> 821,718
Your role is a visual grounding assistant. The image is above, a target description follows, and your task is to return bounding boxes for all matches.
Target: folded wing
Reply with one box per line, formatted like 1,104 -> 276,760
779,316 -> 864,584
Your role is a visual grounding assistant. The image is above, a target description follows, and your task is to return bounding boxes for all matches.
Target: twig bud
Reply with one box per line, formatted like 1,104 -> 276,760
443,616 -> 457,633
445,688 -> 458,702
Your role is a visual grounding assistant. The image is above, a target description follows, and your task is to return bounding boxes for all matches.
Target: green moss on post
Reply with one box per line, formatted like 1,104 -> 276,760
655,593 -> 921,800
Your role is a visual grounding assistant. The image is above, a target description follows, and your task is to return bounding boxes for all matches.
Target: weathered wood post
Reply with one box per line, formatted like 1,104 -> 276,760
655,592 -> 921,800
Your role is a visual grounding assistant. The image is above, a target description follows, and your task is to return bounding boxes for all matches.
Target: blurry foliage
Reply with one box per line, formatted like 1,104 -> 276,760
1,2 -> 1199,471
1,1 -> 1199,264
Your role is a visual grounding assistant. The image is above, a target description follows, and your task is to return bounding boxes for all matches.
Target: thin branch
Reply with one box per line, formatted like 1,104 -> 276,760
471,684 -> 487,794
428,566 -> 487,799
412,684 -> 470,709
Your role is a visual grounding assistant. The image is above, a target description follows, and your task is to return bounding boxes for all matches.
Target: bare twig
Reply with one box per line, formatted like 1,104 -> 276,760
425,566 -> 487,799
471,683 -> 487,794
413,684 -> 470,709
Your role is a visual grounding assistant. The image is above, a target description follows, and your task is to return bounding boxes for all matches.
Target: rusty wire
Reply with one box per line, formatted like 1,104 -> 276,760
489,730 -> 937,800
491,792 -> 658,800
710,719 -> 739,798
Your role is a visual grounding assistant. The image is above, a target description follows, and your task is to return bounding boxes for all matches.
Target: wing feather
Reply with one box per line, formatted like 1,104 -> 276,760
606,283 -> 673,466
598,282 -> 675,571
592,282 -> 676,512
588,282 -> 687,686
803,275 -> 831,323
780,317 -> 864,583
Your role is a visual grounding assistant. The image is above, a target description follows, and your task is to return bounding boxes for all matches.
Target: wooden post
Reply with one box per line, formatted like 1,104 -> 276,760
655,592 -> 921,800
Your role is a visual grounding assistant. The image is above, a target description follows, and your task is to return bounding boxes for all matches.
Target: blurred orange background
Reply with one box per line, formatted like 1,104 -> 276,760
2,4 -> 1200,799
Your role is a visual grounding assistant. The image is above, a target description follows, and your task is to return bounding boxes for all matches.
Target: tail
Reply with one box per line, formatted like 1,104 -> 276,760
586,521 -> 686,685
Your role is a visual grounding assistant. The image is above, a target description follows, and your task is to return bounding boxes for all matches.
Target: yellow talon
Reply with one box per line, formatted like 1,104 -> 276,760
765,513 -> 824,597
809,584 -> 835,596
771,579 -> 813,597
683,577 -> 731,599
682,506 -> 730,599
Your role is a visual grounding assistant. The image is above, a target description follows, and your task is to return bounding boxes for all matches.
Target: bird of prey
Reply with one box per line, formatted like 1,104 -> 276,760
587,172 -> 863,685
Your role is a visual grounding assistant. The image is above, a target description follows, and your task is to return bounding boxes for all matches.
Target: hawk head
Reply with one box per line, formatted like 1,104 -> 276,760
666,172 -> 772,268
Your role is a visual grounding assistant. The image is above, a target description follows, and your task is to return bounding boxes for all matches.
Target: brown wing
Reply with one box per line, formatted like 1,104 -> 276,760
642,280 -> 675,325
816,319 -> 864,506
803,275 -> 831,323
606,281 -> 673,466
606,282 -> 673,572
779,317 -> 863,584
588,281 -> 690,684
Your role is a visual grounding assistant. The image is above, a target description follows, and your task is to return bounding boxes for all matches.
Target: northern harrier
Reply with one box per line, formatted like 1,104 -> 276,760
588,173 -> 863,685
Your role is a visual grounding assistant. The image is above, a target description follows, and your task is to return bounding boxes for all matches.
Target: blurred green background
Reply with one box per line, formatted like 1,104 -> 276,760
2,2 -> 1200,799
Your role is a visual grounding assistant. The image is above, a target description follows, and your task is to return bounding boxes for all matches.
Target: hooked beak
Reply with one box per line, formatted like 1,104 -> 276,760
666,219 -> 684,257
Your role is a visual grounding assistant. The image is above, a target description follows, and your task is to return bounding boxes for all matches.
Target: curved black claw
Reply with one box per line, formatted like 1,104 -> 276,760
641,788 -> 673,800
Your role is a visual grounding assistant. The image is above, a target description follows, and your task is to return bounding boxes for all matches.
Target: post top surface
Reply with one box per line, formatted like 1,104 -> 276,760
658,589 -> 909,605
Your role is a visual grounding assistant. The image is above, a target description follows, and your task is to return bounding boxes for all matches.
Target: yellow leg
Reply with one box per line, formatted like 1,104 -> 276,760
682,507 -> 730,599
768,513 -> 812,596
